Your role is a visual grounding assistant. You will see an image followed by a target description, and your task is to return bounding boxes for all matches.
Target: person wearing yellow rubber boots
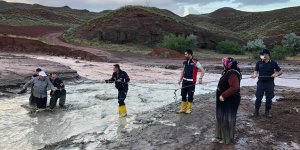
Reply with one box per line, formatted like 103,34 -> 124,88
104,64 -> 130,117
177,49 -> 205,114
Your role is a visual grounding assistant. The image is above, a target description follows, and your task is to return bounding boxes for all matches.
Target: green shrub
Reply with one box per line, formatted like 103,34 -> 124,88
281,33 -> 300,56
159,34 -> 198,53
216,40 -> 245,54
62,26 -> 76,43
245,38 -> 266,51
272,45 -> 289,60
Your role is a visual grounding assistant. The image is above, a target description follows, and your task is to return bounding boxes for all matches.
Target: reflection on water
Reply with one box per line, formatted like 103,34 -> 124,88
0,82 -> 217,150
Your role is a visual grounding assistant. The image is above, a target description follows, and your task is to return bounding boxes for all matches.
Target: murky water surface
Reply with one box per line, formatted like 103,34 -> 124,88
0,82 -> 217,150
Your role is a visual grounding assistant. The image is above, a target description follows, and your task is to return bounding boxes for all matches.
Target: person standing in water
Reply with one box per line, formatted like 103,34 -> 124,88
49,73 -> 66,109
29,68 -> 42,106
251,48 -> 283,118
104,64 -> 130,117
214,57 -> 242,144
20,71 -> 57,109
177,49 -> 205,114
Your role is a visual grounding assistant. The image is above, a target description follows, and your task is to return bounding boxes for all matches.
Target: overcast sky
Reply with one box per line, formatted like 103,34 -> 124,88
2,0 -> 300,16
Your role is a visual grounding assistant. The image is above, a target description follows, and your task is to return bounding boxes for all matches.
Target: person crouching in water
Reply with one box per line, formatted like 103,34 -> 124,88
213,57 -> 242,144
177,49 -> 205,114
104,64 -> 130,117
49,73 -> 66,109
20,71 -> 57,109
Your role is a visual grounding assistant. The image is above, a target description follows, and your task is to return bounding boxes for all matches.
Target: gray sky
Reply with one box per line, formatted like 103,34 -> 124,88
2,0 -> 300,16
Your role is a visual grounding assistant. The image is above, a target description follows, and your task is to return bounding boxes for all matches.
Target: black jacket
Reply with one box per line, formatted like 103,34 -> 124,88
106,70 -> 130,91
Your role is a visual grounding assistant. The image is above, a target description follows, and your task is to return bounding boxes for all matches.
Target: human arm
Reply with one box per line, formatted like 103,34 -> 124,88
220,74 -> 240,101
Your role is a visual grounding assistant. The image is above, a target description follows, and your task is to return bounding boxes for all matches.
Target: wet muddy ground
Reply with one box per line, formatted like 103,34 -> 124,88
93,86 -> 300,150
1,53 -> 300,150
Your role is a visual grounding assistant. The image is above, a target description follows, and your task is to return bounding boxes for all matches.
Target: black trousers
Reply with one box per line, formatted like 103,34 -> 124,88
50,89 -> 66,109
181,80 -> 196,102
118,89 -> 128,106
255,81 -> 275,110
34,96 -> 47,109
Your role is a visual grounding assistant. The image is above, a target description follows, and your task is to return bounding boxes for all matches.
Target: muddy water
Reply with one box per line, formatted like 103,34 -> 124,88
0,82 -> 217,150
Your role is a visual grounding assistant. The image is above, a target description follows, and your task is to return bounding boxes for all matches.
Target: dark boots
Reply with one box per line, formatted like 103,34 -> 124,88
252,107 -> 259,117
265,109 -> 272,118
252,107 -> 272,118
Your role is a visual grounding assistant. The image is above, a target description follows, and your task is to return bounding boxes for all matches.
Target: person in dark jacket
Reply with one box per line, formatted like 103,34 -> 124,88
177,49 -> 205,114
251,48 -> 282,118
213,57 -> 242,144
49,73 -> 66,109
104,64 -> 130,117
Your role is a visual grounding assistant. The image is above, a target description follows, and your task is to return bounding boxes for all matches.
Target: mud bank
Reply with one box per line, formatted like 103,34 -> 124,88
0,25 -> 66,37
0,36 -> 108,62
0,53 -> 78,97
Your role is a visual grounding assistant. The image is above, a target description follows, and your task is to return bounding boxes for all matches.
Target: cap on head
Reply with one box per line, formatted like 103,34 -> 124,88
36,68 -> 42,72
260,48 -> 270,55
113,64 -> 120,69
38,71 -> 47,77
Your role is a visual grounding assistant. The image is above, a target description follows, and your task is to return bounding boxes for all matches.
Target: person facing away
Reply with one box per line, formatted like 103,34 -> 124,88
104,64 -> 130,117
213,57 -> 242,144
49,73 -> 66,109
251,48 -> 283,118
21,71 -> 57,109
177,49 -> 205,114
29,68 -> 42,106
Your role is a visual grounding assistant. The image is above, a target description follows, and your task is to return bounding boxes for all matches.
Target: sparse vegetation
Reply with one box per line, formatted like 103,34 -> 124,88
216,40 -> 245,55
282,33 -> 300,56
272,45 -> 289,60
159,34 -> 198,53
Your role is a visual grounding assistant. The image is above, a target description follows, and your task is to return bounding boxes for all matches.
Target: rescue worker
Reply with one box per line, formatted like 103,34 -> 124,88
19,71 -> 57,109
49,73 -> 66,109
29,68 -> 42,106
251,48 -> 283,118
104,64 -> 130,117
214,57 -> 242,144
177,49 -> 205,114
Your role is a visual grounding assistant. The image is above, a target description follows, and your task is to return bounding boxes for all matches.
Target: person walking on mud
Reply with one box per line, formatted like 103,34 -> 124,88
214,57 -> 242,144
251,49 -> 282,118
49,73 -> 66,109
104,64 -> 130,117
177,49 -> 205,114
20,71 -> 57,109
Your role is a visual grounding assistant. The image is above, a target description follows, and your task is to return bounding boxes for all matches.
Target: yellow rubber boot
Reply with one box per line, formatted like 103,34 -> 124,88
119,105 -> 127,117
186,102 -> 193,114
177,101 -> 187,113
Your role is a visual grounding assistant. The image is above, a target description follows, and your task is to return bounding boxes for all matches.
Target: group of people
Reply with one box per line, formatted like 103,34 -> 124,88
175,48 -> 282,144
19,47 -> 282,145
19,69 -> 66,110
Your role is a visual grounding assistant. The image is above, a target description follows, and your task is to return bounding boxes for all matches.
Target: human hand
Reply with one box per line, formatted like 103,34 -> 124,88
251,74 -> 257,78
271,73 -> 278,78
198,78 -> 203,84
219,96 -> 225,102
178,80 -> 182,85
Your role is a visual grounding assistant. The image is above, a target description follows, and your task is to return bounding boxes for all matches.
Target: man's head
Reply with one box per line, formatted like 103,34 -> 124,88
260,48 -> 270,60
38,71 -> 47,81
35,68 -> 42,75
185,49 -> 193,59
113,64 -> 120,72
50,73 -> 57,81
